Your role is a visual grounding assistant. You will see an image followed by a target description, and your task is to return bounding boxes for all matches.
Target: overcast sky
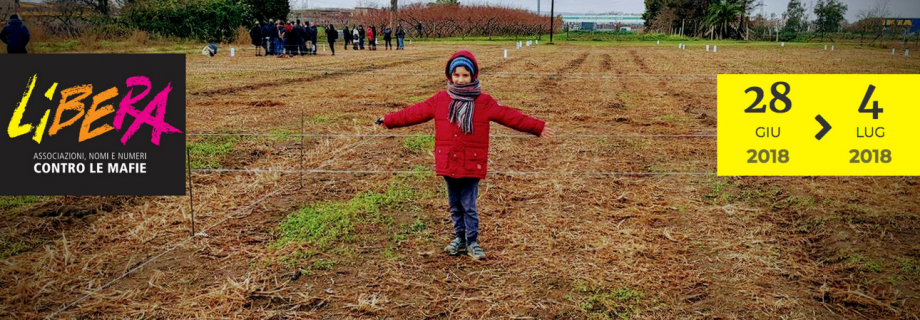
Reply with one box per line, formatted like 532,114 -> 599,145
303,0 -> 920,23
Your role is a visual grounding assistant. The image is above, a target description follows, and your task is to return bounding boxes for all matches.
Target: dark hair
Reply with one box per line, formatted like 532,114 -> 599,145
10,14 -> 19,19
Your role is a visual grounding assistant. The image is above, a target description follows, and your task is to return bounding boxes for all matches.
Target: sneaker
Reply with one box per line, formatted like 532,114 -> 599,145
466,242 -> 486,260
444,237 -> 466,256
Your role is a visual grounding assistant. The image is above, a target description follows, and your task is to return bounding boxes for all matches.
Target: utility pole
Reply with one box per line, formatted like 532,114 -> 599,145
390,0 -> 397,29
537,0 -> 540,15
549,0 -> 554,44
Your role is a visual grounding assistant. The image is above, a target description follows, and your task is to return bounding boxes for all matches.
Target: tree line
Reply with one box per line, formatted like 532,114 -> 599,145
642,0 -> 854,41
352,3 -> 561,39
7,0 -> 557,43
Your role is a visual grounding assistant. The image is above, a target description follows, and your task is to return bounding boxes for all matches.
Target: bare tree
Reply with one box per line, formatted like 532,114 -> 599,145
1,0 -> 16,20
853,0 -> 891,44
39,0 -> 89,36
858,0 -> 890,20
79,0 -> 110,16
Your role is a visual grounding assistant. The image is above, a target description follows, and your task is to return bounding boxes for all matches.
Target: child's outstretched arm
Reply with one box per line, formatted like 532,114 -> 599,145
377,94 -> 437,129
490,101 -> 554,138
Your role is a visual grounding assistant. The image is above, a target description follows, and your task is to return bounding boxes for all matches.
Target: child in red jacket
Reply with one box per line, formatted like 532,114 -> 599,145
377,50 -> 555,260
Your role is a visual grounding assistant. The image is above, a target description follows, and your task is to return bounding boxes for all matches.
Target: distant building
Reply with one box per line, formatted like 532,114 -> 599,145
292,8 -> 354,26
562,15 -> 644,31
882,18 -> 920,35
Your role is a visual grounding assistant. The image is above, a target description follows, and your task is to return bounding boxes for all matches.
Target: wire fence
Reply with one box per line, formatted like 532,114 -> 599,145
186,130 -> 718,177
189,168 -> 716,176
187,133 -> 717,138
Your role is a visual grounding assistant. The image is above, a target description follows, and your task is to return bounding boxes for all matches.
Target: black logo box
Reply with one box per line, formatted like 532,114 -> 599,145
0,54 -> 186,196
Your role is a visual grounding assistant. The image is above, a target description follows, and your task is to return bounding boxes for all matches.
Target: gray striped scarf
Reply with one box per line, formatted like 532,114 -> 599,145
447,79 -> 481,134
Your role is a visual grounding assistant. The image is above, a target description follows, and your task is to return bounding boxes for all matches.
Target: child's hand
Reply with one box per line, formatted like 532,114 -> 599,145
540,126 -> 555,138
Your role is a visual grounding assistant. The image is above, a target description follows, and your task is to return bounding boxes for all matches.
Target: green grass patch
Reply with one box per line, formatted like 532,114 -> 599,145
798,217 -> 826,232
773,195 -> 815,212
705,177 -> 732,205
33,40 -> 79,53
383,245 -> 400,260
187,135 -> 239,169
406,96 -> 428,104
272,172 -> 429,250
270,129 -> 298,141
867,261 -> 884,273
403,135 -> 434,155
0,196 -> 51,211
840,253 -> 884,273
271,248 -> 337,274
0,234 -> 43,260
311,258 -> 335,271
899,257 -> 920,274
393,217 -> 429,243
568,280 -> 644,319
308,115 -> 330,124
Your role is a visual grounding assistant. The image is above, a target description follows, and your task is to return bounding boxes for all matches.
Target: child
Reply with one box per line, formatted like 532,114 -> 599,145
377,50 -> 555,260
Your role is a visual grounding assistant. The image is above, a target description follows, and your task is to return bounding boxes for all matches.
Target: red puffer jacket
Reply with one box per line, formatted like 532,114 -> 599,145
383,91 -> 545,179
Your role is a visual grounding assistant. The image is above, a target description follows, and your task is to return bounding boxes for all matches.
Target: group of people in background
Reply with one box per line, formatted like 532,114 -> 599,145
344,24 -> 406,51
250,20 -> 407,57
250,19 -> 321,57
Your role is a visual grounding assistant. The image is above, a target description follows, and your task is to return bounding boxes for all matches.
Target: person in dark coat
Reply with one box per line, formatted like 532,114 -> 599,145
325,24 -> 337,55
260,20 -> 274,55
267,20 -> 283,55
249,21 -> 262,56
308,21 -> 319,55
396,25 -> 406,50
342,26 -> 351,51
383,26 -> 392,50
283,21 -> 300,56
0,14 -> 31,54
295,19 -> 307,55
358,25 -> 365,50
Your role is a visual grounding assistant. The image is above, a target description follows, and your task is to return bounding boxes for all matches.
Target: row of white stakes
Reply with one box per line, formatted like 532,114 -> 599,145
662,40 -> 911,57
505,39 -> 539,58
675,43 -> 717,52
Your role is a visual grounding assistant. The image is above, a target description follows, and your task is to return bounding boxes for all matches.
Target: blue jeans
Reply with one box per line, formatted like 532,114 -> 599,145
273,38 -> 283,55
445,177 -> 480,244
397,37 -> 404,49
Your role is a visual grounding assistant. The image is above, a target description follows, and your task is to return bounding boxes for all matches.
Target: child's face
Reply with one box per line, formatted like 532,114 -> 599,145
451,66 -> 472,85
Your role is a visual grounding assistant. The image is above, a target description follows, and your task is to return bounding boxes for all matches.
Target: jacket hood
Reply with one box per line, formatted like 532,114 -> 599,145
8,18 -> 22,25
444,50 -> 479,81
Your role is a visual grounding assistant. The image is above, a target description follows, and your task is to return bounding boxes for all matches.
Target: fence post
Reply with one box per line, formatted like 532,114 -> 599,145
186,148 -> 195,237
